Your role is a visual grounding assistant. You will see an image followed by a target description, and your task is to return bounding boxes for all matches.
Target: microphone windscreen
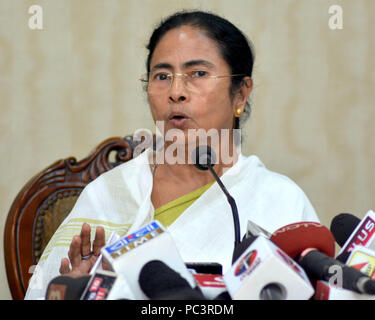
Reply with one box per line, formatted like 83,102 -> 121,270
192,145 -> 216,171
45,275 -> 91,300
139,260 -> 205,300
214,291 -> 232,300
330,213 -> 361,247
270,222 -> 335,259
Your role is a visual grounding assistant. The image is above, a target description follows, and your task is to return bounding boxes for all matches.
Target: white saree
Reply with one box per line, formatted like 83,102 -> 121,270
24,148 -> 319,300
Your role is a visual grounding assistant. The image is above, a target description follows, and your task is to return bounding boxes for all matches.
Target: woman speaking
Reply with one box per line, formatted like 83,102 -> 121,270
25,10 -> 319,300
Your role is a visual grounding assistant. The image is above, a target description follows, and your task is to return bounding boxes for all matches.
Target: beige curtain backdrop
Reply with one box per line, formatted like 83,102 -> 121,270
0,0 -> 374,299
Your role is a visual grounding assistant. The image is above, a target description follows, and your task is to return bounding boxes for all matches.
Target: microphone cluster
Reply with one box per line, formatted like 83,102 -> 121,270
45,210 -> 375,301
44,146 -> 375,300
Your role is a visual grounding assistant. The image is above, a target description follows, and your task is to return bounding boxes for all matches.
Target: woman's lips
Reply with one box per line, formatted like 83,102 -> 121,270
170,116 -> 189,128
168,112 -> 190,128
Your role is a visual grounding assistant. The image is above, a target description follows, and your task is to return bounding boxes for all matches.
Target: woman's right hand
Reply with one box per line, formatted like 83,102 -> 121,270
59,223 -> 106,277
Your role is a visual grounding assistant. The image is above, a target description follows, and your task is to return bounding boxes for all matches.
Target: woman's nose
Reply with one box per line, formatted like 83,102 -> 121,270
169,74 -> 189,102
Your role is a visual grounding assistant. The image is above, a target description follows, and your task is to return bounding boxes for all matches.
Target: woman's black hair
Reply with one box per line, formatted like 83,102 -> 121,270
145,10 -> 255,129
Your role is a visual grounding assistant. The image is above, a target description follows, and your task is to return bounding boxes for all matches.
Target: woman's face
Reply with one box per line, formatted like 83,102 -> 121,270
148,26 -> 244,146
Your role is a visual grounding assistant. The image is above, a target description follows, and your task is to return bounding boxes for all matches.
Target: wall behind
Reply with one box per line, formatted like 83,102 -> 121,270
0,0 -> 374,299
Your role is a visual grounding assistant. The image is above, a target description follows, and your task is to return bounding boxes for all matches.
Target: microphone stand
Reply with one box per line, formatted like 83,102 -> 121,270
192,145 -> 241,250
206,164 -> 241,250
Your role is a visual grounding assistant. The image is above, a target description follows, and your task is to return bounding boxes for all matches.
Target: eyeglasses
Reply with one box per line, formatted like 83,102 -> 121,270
140,70 -> 247,93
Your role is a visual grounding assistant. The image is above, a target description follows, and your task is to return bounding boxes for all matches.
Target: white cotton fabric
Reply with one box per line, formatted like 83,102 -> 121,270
24,148 -> 319,300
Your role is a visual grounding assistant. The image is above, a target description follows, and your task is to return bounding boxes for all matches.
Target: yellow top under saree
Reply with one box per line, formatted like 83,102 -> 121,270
154,182 -> 214,227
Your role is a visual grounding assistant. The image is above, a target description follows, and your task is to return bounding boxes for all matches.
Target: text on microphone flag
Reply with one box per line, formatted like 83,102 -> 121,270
104,221 -> 164,258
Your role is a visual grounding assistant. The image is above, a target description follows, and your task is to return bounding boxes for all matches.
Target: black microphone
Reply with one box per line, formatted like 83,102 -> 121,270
192,145 -> 241,249
330,213 -> 361,262
330,213 -> 361,247
299,249 -> 375,295
139,260 -> 206,300
45,275 -> 91,300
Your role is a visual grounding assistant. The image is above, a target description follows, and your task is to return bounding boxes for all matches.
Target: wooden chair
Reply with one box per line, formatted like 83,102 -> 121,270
4,135 -> 143,300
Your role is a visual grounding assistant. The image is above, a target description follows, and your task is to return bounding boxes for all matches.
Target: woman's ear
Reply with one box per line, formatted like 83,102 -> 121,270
233,77 -> 253,114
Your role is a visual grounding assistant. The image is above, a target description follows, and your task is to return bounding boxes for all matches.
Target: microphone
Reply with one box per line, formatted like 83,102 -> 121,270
139,260 -> 206,300
45,275 -> 91,300
330,213 -> 360,262
330,213 -> 375,278
80,270 -> 134,300
330,213 -> 361,247
299,249 -> 375,295
192,273 -> 228,300
270,221 -> 375,295
224,234 -> 314,300
330,211 -> 375,263
186,262 -> 227,299
45,271 -> 134,300
101,220 -> 196,299
270,221 -> 336,259
192,145 -> 240,249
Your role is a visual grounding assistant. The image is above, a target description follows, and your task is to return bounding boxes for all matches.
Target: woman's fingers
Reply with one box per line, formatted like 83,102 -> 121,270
80,223 -> 92,257
68,235 -> 82,269
92,226 -> 106,257
62,223 -> 107,276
